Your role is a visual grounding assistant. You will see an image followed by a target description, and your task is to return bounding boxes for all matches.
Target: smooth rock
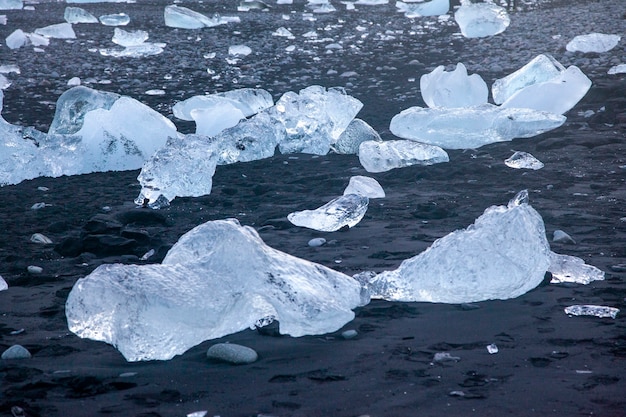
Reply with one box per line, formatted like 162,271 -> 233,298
206,343 -> 258,364
2,345 -> 31,359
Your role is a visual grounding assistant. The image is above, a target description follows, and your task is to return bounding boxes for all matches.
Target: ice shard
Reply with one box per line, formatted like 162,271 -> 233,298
358,139 -> 449,173
288,194 -> 369,232
331,118 -> 382,155
608,64 -> 626,75
112,28 -> 148,47
66,219 -> 365,361
172,88 -> 274,121
389,104 -> 566,149
363,190 -> 552,303
420,63 -> 488,108
64,6 -> 98,24
566,33 -> 621,53
548,252 -> 605,285
343,176 -> 385,198
454,0 -> 510,38
5,29 -> 28,49
99,43 -> 165,58
48,86 -> 120,135
504,151 -> 543,170
99,13 -> 130,26
34,23 -> 76,39
396,0 -> 449,17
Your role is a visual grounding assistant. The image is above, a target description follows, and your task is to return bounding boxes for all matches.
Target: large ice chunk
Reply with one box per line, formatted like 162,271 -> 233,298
48,86 -> 120,135
548,252 -> 605,285
0,0 -> 22,10
499,66 -> 592,115
420,63 -> 488,108
288,194 -> 369,232
389,104 -> 566,149
363,191 -> 551,303
112,27 -> 148,47
64,6 -> 98,23
5,29 -> 28,49
164,5 -> 230,29
34,23 -> 76,39
359,139 -> 449,172
396,0 -> 449,17
173,88 -> 273,121
566,33 -> 621,53
66,218 -> 365,361
492,54 -> 564,105
454,0 -> 510,38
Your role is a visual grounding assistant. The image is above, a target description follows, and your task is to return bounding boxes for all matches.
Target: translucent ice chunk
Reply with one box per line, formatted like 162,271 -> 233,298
191,102 -> 245,137
34,23 -> 76,39
0,0 -> 21,10
364,191 -> 552,303
343,176 -> 385,198
48,86 -> 120,135
0,275 -> 6,291
608,64 -> 626,75
5,29 -> 28,49
396,0 -> 449,17
66,218 -> 365,361
500,65 -> 592,115
420,63 -> 488,108
358,139 -> 449,173
164,5 -> 230,29
504,151 -> 544,170
99,43 -> 165,58
549,252 -> 605,285
564,305 -> 619,319
331,118 -> 382,155
566,33 -> 621,53
389,104 -> 566,149
228,44 -> 252,56
112,28 -> 148,47
99,13 -> 130,26
64,6 -> 98,23
492,54 -> 565,105
454,1 -> 510,38
173,88 -> 274,120
288,194 -> 369,232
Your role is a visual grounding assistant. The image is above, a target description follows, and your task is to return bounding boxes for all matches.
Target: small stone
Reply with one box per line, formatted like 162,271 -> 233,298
30,233 -> 53,244
27,265 -> 43,274
341,329 -> 358,339
2,345 -> 32,360
31,202 -> 46,210
308,237 -> 326,247
206,343 -> 258,364
553,230 -> 576,244
119,372 -> 137,377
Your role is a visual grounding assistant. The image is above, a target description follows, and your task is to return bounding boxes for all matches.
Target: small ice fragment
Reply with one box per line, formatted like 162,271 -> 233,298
145,89 -> 165,96
119,372 -> 137,377
548,252 -> 604,285
112,27 -> 148,47
504,151 -> 544,170
34,22 -> 76,39
31,202 -> 46,210
30,233 -> 53,244
449,390 -> 465,397
608,64 -> 626,75
564,305 -> 619,319
64,6 -> 98,24
99,13 -> 130,26
308,237 -> 327,247
140,249 -> 155,260
552,230 -> 575,244
341,329 -> 358,339
288,194 -> 369,232
487,343 -> 498,354
343,176 -> 385,198
273,27 -> 294,38
566,33 -> 621,53
228,44 -> 252,56
10,328 -> 24,335
206,343 -> 258,364
433,352 -> 460,362
187,412 -> 208,417
27,266 -> 43,274
575,370 -> 593,374
1,345 -> 31,360
454,1 -> 510,38
67,77 -> 81,86
6,29 -> 28,49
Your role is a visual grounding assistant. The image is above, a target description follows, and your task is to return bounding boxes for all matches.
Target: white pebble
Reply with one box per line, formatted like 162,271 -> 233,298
2,345 -> 32,360
27,265 -> 43,274
30,233 -> 53,244
341,329 -> 358,339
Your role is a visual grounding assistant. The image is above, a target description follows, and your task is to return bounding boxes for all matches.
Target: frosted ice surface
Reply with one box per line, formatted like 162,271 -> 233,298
66,219 -> 365,361
173,88 -> 273,120
492,54 -> 565,105
0,275 -> 7,291
564,305 -> 619,319
5,29 -> 28,49
27,32 -> 49,47
364,190 -> 552,303
99,43 -> 165,58
454,1 -> 510,38
228,44 -> 252,56
288,194 -> 369,232
331,118 -> 382,155
99,13 -> 130,26
566,33 -> 621,53
0,0 -> 21,10
191,102 -> 245,137
34,23 -> 76,39
504,151 -> 544,170
549,252 -> 605,285
270,85 -> 363,155
343,176 -> 385,198
48,86 -> 120,135
64,6 -> 98,23
500,65 -> 592,115
112,28 -> 148,47
0,64 -> 20,74
420,63 -> 488,108
164,5 -> 231,29
608,64 -> 626,75
389,104 -> 566,149
136,134 -> 220,207
396,0 -> 449,17
359,139 -> 449,173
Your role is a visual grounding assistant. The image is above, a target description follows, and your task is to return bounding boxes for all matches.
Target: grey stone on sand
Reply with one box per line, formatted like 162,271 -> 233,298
553,229 -> 576,244
207,343 -> 258,364
2,345 -> 32,360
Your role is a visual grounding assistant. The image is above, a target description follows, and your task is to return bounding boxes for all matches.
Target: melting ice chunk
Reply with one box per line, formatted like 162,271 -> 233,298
564,305 -> 619,319
191,103 -> 245,137
64,6 -> 98,23
566,33 -> 621,53
99,43 -> 165,58
420,63 -> 488,108
331,118 -> 381,155
454,0 -> 510,38
608,64 -> 626,75
34,23 -> 76,39
504,151 -> 544,170
396,0 -> 449,17
65,218 -> 365,361
288,194 -> 369,232
99,13 -> 130,26
164,5 -> 232,29
48,86 -> 120,135
5,29 -> 28,49
358,140 -> 449,173
364,191 -> 552,303
0,0 -> 22,10
389,104 -> 565,149
173,88 -> 274,120
112,28 -> 148,47
343,176 -> 385,198
228,44 -> 252,56
548,252 -> 605,285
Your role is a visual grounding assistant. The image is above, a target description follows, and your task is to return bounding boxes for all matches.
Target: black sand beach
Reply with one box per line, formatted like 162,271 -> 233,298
1,0 -> 625,416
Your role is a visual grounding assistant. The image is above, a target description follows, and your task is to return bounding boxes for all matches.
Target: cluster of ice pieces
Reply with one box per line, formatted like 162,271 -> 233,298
6,22 -> 76,49
390,54 -> 591,150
